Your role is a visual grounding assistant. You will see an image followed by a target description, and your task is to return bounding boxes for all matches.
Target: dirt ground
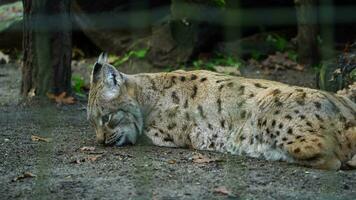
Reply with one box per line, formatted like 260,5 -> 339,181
1,62 -> 356,200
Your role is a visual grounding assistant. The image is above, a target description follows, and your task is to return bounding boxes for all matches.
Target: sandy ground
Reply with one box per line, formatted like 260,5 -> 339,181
1,62 -> 356,200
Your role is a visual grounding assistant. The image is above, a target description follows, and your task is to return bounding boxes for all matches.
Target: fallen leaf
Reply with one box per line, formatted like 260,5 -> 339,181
80,146 -> 96,152
192,153 -> 220,164
47,92 -> 76,105
12,172 -> 36,182
213,186 -> 235,197
88,155 -> 102,162
167,159 -> 176,164
252,52 -> 305,71
31,135 -> 51,142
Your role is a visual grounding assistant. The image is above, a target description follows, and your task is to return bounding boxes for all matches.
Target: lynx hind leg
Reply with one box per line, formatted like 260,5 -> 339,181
286,134 -> 341,170
346,127 -> 356,169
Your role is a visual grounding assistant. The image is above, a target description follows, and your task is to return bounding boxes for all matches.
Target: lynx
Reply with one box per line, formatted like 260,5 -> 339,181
88,53 -> 356,170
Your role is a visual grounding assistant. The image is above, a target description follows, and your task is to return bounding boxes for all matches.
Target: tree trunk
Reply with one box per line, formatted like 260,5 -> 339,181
295,0 -> 319,67
21,0 -> 72,97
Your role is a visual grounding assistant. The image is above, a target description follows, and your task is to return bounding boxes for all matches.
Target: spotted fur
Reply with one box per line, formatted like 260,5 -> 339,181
88,54 -> 356,170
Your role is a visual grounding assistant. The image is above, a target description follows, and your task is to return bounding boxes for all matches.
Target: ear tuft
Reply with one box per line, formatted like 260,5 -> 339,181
98,52 -> 108,64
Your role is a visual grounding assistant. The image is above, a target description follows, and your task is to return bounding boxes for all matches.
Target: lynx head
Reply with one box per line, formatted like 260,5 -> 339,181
87,52 -> 126,144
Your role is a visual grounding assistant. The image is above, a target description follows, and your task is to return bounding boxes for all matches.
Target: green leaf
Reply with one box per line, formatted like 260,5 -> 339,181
71,74 -> 85,94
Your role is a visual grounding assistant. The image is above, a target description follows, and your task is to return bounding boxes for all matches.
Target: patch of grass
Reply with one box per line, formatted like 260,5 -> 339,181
111,48 -> 148,67
191,54 -> 242,71
266,34 -> 288,52
71,74 -> 85,97
287,50 -> 298,62
212,0 -> 226,7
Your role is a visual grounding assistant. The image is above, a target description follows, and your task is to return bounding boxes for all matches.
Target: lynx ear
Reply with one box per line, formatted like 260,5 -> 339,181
98,52 -> 108,64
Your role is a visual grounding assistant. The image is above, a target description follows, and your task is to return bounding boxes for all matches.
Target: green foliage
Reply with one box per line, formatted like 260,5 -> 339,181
212,0 -> 226,7
350,68 -> 356,81
191,54 -> 241,71
111,48 -> 148,67
251,50 -> 263,61
287,50 -> 298,62
266,34 -> 288,52
71,74 -> 85,95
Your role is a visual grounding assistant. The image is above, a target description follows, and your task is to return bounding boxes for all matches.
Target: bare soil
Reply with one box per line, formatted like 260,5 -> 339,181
1,62 -> 356,200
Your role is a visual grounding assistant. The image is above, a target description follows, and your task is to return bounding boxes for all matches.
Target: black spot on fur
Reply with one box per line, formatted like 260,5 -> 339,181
285,115 -> 292,120
171,91 -> 180,104
238,85 -> 245,94
180,76 -> 186,82
296,135 -> 302,139
274,110 -> 280,115
208,123 -> 213,130
240,110 -> 246,119
294,110 -> 300,114
296,92 -> 306,105
249,93 -> 255,98
272,89 -> 281,96
266,128 -> 270,134
154,132 -> 159,137
299,115 -> 306,119
163,136 -> 174,142
278,123 -> 283,129
171,76 -> 177,84
287,128 -> 293,134
314,102 -> 321,109
254,83 -> 268,89
295,89 -> 304,92
282,137 -> 287,141
191,74 -> 197,80
274,98 -> 283,107
240,135 -> 246,141
197,105 -> 206,119
184,99 -> 189,108
185,112 -> 190,120
218,84 -> 225,91
306,121 -> 313,127
315,114 -> 323,122
227,82 -> 234,87
220,120 -> 226,128
276,131 -> 280,136
182,125 -> 188,131
216,79 -> 231,83
150,79 -> 157,90
287,141 -> 294,145
167,123 -> 177,130
271,120 -> 276,127
262,119 -> 267,126
200,77 -> 207,82
217,98 -> 222,113
191,85 -> 198,99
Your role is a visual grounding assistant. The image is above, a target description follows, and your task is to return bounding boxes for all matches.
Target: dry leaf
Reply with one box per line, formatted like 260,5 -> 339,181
47,92 -> 76,105
12,172 -> 36,182
192,153 -> 220,164
88,155 -> 102,162
167,159 -> 176,164
254,52 -> 305,71
31,135 -> 51,142
80,146 -> 96,152
213,186 -> 235,196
